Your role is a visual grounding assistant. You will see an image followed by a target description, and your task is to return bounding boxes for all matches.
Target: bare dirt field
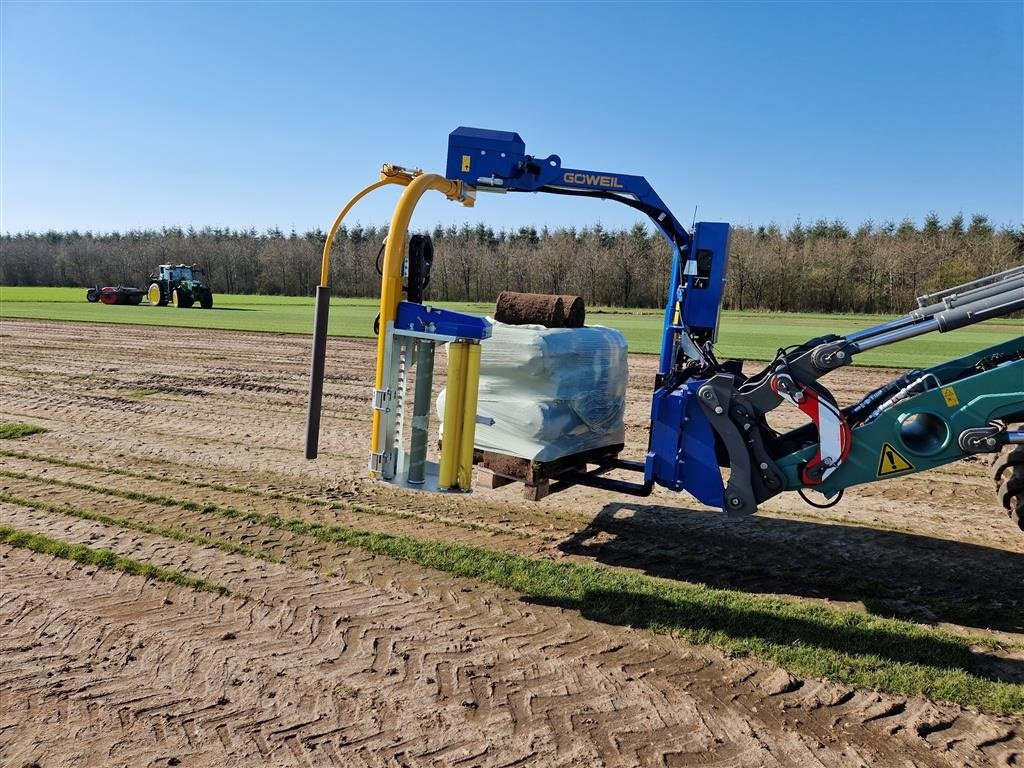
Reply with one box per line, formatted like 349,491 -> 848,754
1,319 -> 1022,767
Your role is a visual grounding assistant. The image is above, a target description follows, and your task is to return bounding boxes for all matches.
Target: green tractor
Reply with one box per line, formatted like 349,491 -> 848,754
147,264 -> 214,309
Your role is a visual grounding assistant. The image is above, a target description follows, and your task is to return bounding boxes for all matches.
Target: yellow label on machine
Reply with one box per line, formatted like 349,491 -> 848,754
940,386 -> 959,407
461,155 -> 471,173
877,443 -> 915,477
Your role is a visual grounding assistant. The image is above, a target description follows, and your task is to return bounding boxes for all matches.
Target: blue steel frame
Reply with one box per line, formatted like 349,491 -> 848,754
395,301 -> 492,341
445,127 -> 731,504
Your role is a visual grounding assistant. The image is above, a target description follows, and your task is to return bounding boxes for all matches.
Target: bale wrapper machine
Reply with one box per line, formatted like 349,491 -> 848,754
305,128 -> 1024,525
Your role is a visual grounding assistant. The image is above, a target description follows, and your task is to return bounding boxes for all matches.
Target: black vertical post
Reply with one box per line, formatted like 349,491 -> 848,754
305,285 -> 331,459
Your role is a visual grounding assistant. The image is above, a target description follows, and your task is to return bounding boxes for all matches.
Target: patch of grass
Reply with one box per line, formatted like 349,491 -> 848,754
0,490 -> 280,564
0,525 -> 230,595
0,467 -> 1019,712
127,388 -> 159,398
0,452 -> 524,538
3,286 -> 1019,367
0,422 -> 47,440
0,455 -> 1006,632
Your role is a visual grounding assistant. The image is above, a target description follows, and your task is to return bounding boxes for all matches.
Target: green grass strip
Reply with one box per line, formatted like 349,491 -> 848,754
0,450 -> 525,538
0,456 -> 1004,629
282,525 -> 1024,714
0,422 -> 47,439
0,525 -> 230,596
1,470 -> 1020,712
0,490 -> 279,564
127,388 -> 159,398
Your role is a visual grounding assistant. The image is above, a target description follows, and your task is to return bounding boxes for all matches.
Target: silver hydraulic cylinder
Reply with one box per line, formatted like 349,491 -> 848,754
407,340 -> 436,485
849,284 -> 1024,354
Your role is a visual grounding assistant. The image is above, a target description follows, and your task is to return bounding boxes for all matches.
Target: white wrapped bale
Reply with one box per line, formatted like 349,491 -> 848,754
437,322 -> 628,462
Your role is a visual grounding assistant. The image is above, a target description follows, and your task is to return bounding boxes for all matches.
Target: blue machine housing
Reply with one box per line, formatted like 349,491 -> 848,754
446,128 -> 527,183
684,223 -> 731,334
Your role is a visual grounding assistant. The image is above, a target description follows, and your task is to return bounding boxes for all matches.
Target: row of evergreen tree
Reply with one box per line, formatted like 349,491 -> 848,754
2,213 -> 1020,313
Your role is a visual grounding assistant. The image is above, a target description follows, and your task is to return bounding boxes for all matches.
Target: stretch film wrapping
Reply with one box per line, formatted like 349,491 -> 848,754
437,322 -> 628,462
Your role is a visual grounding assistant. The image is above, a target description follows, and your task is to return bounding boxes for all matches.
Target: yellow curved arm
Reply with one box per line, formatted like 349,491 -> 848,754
318,177 -> 402,288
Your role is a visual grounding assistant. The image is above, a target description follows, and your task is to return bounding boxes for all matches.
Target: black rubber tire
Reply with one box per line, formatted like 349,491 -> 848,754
992,424 -> 1024,531
148,283 -> 167,307
86,287 -> 100,303
199,291 -> 213,309
172,289 -> 194,309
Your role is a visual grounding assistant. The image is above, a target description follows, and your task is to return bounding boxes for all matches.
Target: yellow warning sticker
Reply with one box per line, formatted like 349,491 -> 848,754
461,154 -> 471,173
941,386 -> 959,407
877,443 -> 915,477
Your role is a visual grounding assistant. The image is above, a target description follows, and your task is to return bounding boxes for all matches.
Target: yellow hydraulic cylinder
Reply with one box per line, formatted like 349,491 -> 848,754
457,342 -> 482,489
438,341 -> 468,489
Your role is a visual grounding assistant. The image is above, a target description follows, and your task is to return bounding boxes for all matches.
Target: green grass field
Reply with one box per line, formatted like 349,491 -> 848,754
2,286 -> 1019,368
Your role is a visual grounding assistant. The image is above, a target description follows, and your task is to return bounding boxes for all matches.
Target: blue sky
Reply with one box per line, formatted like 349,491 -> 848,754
2,1 -> 1021,235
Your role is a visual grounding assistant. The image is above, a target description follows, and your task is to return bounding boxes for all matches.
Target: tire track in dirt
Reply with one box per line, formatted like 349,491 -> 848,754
0,454 -> 527,535
3,504 -> 1020,768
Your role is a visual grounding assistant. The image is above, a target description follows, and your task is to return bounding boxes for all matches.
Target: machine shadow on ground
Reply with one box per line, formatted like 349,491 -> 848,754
522,585 -> 1023,685
558,502 -> 1024,636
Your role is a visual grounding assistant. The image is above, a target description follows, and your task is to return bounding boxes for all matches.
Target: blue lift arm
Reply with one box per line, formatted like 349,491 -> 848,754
444,127 -> 730,375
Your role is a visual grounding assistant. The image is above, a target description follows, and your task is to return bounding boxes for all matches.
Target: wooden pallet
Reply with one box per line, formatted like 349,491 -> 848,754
473,444 -> 626,500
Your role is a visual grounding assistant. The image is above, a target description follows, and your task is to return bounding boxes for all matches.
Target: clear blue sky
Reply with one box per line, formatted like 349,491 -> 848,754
2,1 -> 1021,236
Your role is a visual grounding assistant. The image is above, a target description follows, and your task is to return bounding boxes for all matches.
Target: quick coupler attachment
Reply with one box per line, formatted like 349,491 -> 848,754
775,337 -> 1024,499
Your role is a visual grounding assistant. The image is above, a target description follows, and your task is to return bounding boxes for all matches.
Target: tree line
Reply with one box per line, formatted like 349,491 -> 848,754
2,213 -> 1021,314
